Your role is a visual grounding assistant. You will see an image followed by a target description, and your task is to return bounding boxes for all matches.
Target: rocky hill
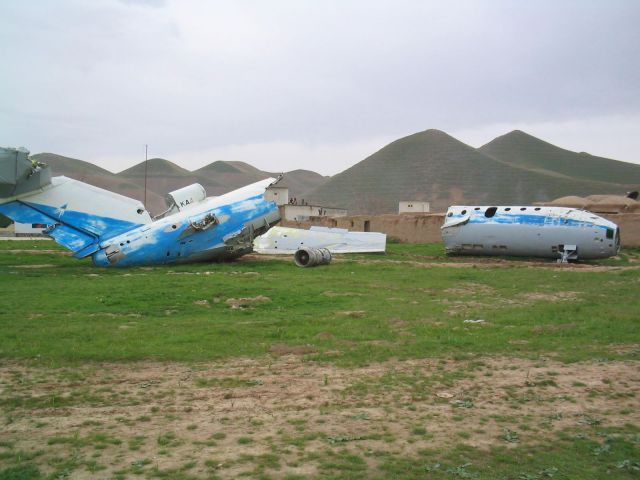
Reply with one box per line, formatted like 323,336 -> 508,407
303,130 -> 640,214
30,154 -> 328,215
29,129 -> 640,216
479,130 -> 640,185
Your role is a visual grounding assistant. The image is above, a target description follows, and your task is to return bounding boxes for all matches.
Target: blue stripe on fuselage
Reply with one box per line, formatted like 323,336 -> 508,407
448,213 -> 607,230
24,201 -> 145,239
92,193 -> 277,267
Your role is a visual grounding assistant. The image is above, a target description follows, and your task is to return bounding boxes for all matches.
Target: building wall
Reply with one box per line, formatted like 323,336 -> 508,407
282,213 -> 640,247
265,187 -> 289,206
606,213 -> 640,247
280,205 -> 348,221
14,222 -> 49,235
399,201 -> 430,213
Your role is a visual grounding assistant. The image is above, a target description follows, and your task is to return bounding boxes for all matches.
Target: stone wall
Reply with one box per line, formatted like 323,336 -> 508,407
603,213 -> 640,247
282,212 -> 640,248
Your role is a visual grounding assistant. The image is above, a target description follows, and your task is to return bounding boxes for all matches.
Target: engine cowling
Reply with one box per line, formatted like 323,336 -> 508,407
294,247 -> 332,267
164,184 -> 206,212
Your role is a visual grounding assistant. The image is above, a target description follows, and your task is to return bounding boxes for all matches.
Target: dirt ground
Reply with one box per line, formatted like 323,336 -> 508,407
1,354 -> 639,478
242,253 -> 640,272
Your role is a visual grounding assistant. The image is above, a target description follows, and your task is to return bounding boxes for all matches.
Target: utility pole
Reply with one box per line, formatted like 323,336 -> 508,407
144,144 -> 148,207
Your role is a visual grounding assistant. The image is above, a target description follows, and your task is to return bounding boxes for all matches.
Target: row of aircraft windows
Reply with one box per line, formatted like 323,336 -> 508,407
448,206 -> 543,217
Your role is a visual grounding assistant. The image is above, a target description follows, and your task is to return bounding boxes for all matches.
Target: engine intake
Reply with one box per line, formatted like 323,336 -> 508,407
294,247 -> 332,267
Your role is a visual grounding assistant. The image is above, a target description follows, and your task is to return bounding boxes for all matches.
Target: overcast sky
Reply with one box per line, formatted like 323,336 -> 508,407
1,0 -> 639,175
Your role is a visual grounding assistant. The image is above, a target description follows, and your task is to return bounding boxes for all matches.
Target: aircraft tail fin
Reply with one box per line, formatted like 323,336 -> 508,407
0,177 -> 153,256
0,147 -> 152,257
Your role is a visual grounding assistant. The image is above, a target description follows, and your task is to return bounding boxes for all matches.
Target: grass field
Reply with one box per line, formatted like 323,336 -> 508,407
0,240 -> 639,479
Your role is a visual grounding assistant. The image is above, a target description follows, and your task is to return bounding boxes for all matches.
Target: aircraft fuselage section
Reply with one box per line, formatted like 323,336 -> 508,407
92,188 -> 280,267
441,206 -> 620,260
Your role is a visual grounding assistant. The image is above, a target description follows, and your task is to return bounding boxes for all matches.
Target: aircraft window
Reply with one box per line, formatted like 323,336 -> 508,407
461,209 -> 467,215
172,224 -> 177,229
505,207 -> 511,211
137,208 -> 145,214
520,207 -> 526,211
474,207 -> 480,210
447,212 -> 453,217
606,228 -> 614,239
485,207 -> 498,218
534,207 -> 541,211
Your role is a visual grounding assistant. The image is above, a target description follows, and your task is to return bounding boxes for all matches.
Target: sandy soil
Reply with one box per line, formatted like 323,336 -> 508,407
1,354 -> 638,479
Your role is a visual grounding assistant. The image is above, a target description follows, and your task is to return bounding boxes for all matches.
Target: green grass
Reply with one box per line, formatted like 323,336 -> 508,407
372,431 -> 640,479
1,241 -> 639,479
0,241 -> 639,365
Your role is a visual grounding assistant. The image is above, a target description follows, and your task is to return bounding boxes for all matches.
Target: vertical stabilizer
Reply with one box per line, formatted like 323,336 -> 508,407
0,147 -> 51,196
0,147 -> 152,257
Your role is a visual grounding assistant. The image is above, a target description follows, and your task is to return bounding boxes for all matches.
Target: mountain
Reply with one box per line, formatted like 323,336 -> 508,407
32,153 -> 166,211
192,161 -> 269,196
118,157 -> 193,178
273,170 -> 329,201
303,129 -> 640,214
32,153 -> 113,177
28,130 -> 640,217
29,154 -> 328,215
116,158 -> 207,211
479,130 -> 640,185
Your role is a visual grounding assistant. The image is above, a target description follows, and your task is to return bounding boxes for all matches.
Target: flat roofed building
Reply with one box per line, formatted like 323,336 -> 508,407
399,201 -> 430,213
265,186 -> 289,206
282,204 -> 347,221
14,222 -> 50,236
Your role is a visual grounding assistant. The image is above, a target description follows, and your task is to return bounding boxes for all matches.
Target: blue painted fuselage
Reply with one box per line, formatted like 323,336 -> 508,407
92,192 -> 280,267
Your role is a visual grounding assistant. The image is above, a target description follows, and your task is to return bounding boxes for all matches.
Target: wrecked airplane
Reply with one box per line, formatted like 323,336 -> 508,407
0,147 -> 280,266
441,205 -> 620,262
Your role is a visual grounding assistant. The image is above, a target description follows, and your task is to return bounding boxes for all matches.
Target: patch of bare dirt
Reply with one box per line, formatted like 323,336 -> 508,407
343,256 -> 640,272
3,249 -> 71,255
532,323 -> 577,334
322,291 -> 363,297
443,283 -> 496,296
12,264 -> 57,268
315,332 -> 334,340
268,344 -> 316,355
437,289 -> 581,316
523,291 -> 580,302
609,343 -> 640,355
225,295 -> 271,309
1,357 -> 638,479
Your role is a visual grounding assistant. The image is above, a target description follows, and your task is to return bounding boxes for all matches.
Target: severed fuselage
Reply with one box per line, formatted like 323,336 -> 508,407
441,205 -> 620,261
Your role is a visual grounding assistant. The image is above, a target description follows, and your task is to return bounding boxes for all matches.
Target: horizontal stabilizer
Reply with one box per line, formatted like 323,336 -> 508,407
0,200 -> 56,225
0,176 -> 152,256
46,224 -> 97,256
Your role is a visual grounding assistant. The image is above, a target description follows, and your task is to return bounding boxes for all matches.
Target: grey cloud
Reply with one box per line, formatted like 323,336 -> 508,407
0,0 -> 638,173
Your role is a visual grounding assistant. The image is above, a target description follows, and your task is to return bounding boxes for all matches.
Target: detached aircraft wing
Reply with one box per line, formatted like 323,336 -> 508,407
253,226 -> 386,254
